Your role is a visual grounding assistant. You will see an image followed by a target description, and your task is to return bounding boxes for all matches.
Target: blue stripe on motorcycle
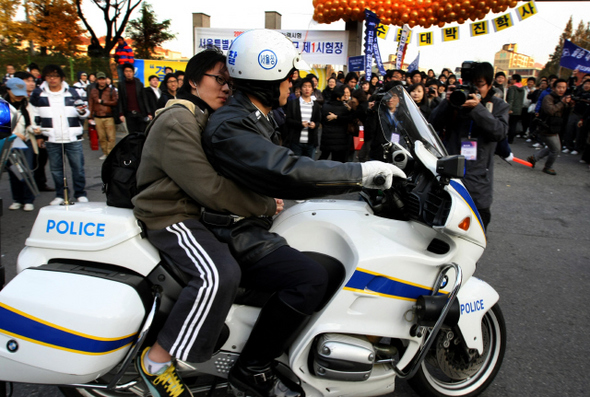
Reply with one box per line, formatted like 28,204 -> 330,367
0,303 -> 136,355
449,180 -> 485,233
345,269 -> 439,301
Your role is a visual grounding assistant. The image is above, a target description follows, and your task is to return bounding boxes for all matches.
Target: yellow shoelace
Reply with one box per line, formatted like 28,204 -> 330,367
153,365 -> 186,397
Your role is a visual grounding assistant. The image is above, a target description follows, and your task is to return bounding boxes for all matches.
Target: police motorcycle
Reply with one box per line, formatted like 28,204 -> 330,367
0,85 -> 505,397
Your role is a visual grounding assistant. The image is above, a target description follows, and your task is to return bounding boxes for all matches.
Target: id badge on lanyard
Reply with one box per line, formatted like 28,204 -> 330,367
461,121 -> 477,161
388,112 -> 401,144
461,139 -> 477,160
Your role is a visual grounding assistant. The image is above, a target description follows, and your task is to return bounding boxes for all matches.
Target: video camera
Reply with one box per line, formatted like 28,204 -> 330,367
448,61 -> 481,108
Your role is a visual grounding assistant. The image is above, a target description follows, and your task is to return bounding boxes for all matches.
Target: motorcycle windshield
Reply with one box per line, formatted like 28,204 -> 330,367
376,85 -> 447,159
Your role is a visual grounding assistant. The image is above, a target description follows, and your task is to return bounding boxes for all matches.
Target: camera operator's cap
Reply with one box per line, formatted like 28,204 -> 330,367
96,72 -> 106,79
6,78 -> 27,96
227,29 -> 310,82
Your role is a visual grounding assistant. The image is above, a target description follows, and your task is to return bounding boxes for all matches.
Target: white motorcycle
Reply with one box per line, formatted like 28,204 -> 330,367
0,86 -> 505,397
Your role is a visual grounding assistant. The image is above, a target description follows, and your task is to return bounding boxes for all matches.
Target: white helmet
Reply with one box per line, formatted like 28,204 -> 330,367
227,29 -> 310,82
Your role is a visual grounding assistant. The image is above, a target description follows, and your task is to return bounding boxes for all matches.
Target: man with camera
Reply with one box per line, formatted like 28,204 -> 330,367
429,62 -> 509,230
563,78 -> 590,154
527,79 -> 573,175
426,79 -> 442,110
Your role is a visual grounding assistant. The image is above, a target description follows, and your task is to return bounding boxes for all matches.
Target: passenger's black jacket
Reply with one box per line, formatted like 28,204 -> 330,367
429,91 -> 508,209
202,91 -> 363,264
284,97 -> 321,147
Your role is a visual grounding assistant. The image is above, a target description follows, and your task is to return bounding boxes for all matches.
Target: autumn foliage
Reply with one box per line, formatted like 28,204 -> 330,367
22,0 -> 85,56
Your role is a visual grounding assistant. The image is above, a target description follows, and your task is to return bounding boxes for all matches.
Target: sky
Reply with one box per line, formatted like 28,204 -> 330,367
80,1 -> 589,74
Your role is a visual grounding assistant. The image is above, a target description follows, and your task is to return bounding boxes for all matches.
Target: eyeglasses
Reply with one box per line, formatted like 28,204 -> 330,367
204,74 -> 233,91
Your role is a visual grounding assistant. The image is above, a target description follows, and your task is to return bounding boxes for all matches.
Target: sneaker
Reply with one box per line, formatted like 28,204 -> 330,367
99,154 -> 107,160
532,143 -> 542,148
562,148 -> 570,153
137,348 -> 193,397
8,203 -> 22,210
542,167 -> 556,175
77,196 -> 89,203
526,155 -> 536,168
23,204 -> 34,212
50,197 -> 65,205
580,160 -> 587,163
525,138 -> 532,142
515,134 -> 521,138
571,150 -> 579,155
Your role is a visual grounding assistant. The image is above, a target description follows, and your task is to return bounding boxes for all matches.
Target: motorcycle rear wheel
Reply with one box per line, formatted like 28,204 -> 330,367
408,304 -> 506,397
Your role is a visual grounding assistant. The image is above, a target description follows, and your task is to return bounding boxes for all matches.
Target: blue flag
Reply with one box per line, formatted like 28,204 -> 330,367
560,40 -> 590,73
407,53 -> 420,73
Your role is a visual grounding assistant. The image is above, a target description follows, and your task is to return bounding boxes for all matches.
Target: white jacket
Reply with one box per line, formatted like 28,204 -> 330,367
29,81 -> 89,143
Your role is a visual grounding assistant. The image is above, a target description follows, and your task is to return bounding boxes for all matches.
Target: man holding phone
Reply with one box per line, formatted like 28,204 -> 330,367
29,64 -> 90,205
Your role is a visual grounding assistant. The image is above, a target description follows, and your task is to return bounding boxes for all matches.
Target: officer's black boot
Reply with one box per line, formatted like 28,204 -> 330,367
229,294 -> 308,397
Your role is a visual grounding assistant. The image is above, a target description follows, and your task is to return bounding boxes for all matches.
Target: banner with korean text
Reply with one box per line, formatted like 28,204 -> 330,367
389,0 -> 538,46
133,59 -> 188,87
560,40 -> 590,73
194,28 -> 348,65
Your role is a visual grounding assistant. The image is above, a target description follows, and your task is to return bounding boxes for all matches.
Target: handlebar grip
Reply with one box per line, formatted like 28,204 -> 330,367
373,174 -> 386,186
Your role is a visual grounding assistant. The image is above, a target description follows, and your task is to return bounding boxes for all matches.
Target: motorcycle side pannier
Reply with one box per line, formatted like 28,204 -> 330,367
0,264 -> 148,384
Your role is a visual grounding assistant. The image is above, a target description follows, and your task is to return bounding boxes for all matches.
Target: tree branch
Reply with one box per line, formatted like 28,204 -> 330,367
74,0 -> 98,45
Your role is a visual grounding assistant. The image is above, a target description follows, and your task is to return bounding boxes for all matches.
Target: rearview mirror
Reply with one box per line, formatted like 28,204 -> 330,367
436,155 -> 465,179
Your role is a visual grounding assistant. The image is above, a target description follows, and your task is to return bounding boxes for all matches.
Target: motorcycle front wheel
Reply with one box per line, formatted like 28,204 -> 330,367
408,304 -> 506,397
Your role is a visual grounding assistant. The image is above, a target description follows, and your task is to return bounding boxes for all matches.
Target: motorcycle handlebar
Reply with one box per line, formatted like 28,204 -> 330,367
373,173 -> 386,186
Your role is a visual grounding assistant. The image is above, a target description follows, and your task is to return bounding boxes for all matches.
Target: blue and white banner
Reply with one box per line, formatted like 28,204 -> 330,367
395,24 -> 411,70
364,10 -> 379,80
194,28 -> 348,65
348,55 -> 365,72
407,53 -> 420,73
560,40 -> 590,73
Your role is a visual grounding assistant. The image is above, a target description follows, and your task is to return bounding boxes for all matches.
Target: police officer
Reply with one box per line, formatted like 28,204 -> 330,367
202,29 -> 405,397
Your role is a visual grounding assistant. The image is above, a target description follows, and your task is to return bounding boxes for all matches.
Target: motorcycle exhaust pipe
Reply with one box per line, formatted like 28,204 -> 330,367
415,295 -> 460,327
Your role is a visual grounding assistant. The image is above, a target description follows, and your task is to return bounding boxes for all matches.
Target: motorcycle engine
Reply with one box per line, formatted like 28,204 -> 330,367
311,334 -> 375,381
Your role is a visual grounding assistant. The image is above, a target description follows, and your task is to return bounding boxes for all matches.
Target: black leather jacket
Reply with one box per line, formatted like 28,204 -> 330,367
203,91 -> 362,200
202,91 -> 363,265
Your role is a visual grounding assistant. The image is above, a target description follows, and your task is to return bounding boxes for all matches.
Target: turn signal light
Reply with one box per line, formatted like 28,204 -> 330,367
458,217 -> 471,231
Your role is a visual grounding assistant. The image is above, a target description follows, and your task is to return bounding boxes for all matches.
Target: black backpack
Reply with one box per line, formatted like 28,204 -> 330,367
101,104 -> 187,208
101,132 -> 147,208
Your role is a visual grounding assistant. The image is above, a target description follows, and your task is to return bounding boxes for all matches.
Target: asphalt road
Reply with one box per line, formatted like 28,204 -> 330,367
1,133 -> 589,397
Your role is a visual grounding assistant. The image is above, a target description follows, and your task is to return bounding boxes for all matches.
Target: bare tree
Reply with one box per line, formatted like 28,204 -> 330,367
74,0 -> 142,58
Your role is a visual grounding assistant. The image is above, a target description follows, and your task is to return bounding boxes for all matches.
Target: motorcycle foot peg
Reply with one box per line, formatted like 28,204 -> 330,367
410,324 -> 426,338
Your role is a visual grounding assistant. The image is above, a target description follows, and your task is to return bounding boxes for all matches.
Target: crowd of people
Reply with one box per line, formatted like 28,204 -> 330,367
2,53 -> 588,219
0,37 -> 191,211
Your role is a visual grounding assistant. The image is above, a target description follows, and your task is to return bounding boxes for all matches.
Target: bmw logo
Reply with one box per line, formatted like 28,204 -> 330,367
7,340 -> 18,353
